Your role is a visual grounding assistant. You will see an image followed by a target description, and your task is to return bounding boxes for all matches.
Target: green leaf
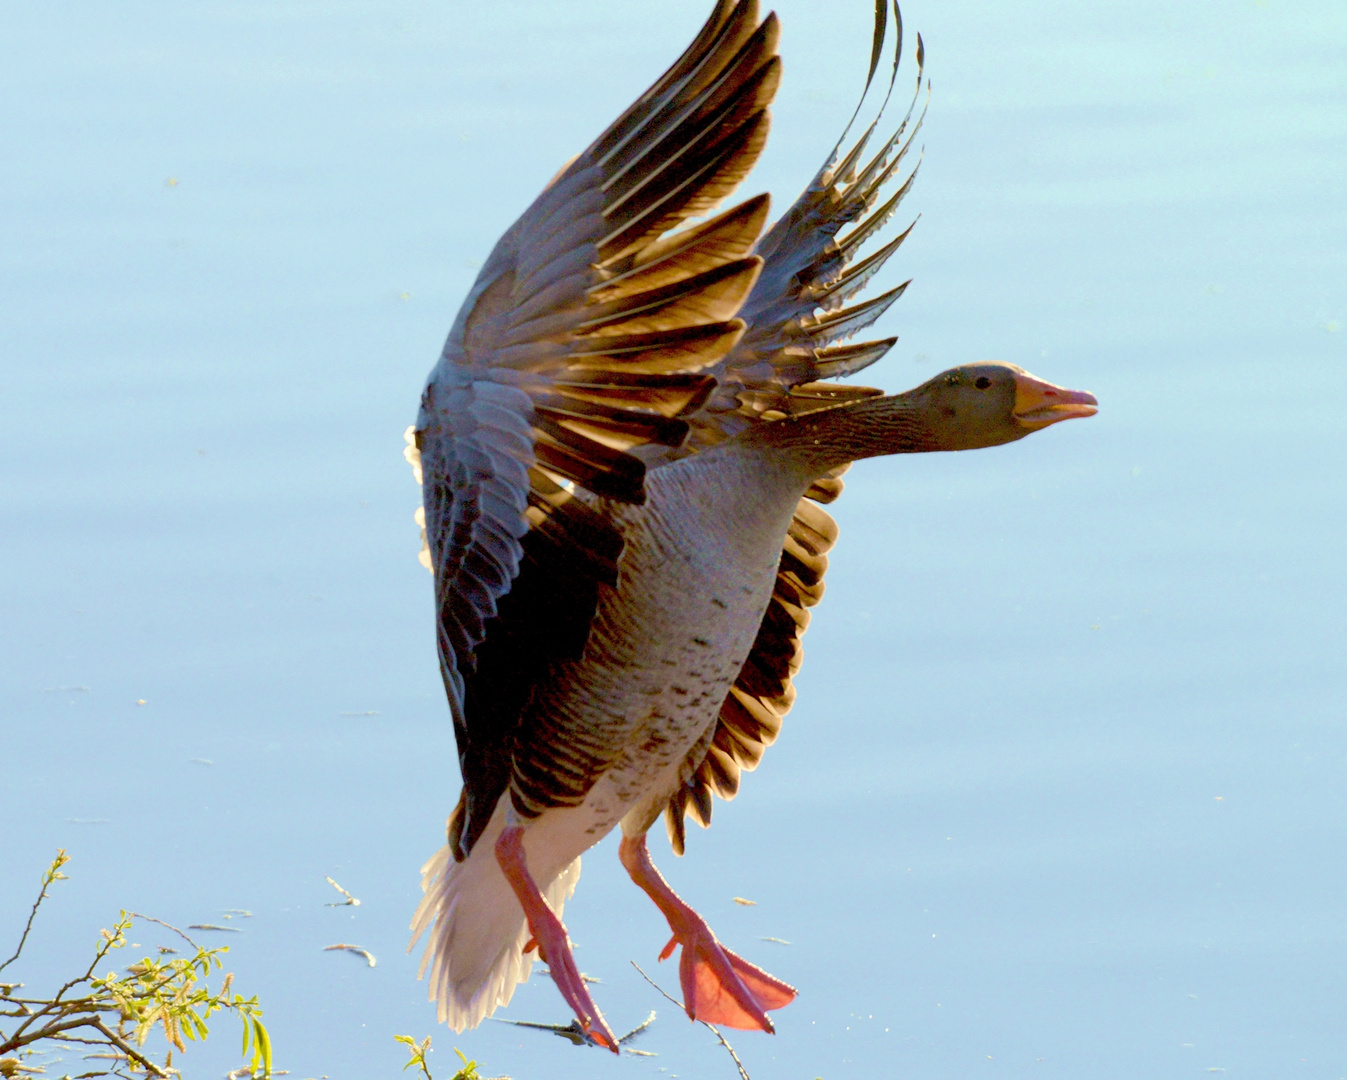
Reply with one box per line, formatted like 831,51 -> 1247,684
254,1016 -> 273,1076
451,1046 -> 478,1080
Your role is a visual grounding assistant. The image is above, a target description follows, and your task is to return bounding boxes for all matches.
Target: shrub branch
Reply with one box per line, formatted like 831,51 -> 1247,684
0,852 -> 273,1079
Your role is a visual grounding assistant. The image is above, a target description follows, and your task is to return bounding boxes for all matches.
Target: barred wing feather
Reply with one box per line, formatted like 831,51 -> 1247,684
412,0 -> 784,860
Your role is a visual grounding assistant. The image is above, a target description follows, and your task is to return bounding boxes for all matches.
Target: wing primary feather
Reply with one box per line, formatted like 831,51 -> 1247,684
831,122 -> 877,189
836,180 -> 919,263
689,781 -> 714,827
568,320 -> 746,375
532,412 -> 648,472
791,497 -> 841,551
805,280 -> 908,345
828,0 -> 888,162
812,337 -> 897,379
576,256 -> 763,334
602,17 -> 779,199
869,0 -> 888,98
599,107 -> 772,260
591,0 -> 757,168
810,229 -> 911,310
594,194 -> 770,293
705,746 -> 741,798
567,319 -> 743,360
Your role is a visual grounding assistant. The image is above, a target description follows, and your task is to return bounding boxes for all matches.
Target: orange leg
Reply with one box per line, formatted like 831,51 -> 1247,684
619,833 -> 796,1031
495,826 -> 619,1052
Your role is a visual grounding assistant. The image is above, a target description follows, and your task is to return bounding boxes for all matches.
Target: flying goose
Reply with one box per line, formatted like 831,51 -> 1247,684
406,0 -> 1096,1052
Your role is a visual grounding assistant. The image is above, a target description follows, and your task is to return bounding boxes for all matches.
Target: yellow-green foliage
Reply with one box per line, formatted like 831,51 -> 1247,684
395,1035 -> 488,1080
0,851 -> 272,1079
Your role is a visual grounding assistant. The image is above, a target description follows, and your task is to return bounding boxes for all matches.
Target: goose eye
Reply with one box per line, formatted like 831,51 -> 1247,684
975,376 -> 991,389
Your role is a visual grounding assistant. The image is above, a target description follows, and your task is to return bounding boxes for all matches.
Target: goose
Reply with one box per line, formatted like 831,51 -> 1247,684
405,0 -> 1096,1052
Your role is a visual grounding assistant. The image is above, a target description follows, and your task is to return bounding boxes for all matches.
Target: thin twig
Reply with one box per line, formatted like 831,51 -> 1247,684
323,877 -> 360,907
46,1033 -> 105,1046
6,916 -> 140,1049
630,963 -> 750,1080
2,857 -> 265,1079
323,944 -> 376,967
4,987 -> 84,1047
124,915 -> 199,952
45,925 -> 122,1012
1,852 -> 68,975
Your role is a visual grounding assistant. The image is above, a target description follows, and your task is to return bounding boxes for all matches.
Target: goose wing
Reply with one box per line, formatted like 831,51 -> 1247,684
413,0 -> 784,860
664,6 -> 928,852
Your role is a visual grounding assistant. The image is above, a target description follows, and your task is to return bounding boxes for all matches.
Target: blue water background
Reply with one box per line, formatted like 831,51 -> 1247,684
3,1 -> 1344,1077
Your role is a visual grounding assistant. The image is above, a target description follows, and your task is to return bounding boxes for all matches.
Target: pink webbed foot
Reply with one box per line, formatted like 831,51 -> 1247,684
495,826 -> 619,1052
619,833 -> 797,1031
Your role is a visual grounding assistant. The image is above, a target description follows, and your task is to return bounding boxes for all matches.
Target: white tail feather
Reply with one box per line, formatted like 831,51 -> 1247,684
409,829 -> 581,1030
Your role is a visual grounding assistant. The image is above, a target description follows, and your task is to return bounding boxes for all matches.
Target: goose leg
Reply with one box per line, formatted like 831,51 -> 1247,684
494,825 -> 619,1052
618,832 -> 796,1031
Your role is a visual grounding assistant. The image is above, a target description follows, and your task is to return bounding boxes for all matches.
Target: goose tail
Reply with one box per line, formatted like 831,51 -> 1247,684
410,821 -> 581,1030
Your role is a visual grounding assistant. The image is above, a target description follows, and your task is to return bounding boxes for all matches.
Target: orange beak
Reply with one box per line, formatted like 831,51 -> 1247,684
1012,370 -> 1098,430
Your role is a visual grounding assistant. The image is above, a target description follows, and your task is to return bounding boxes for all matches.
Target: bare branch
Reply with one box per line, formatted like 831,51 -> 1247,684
4,852 -> 273,1078
323,944 -> 376,967
1,852 -> 69,976
1,1012 -> 109,1055
90,1020 -> 170,1078
124,916 -> 199,952
630,963 -> 750,1080
323,877 -> 360,907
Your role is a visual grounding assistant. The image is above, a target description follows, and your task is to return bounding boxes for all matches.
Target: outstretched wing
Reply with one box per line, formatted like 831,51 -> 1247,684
664,5 -> 928,853
413,0 -> 784,860
692,5 -> 928,453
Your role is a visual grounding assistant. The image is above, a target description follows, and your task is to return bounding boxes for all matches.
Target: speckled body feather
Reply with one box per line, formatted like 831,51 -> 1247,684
412,439 -> 808,1028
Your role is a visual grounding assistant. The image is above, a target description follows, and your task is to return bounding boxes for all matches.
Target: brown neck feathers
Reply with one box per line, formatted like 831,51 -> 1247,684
744,393 -> 944,479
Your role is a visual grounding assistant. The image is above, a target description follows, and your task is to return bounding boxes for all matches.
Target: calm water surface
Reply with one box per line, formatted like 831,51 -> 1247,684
3,1 -> 1344,1077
